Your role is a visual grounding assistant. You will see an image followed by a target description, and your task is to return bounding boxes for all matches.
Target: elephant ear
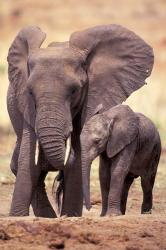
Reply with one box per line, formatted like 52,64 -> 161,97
70,24 -> 154,121
24,92 -> 36,129
91,103 -> 103,116
106,105 -> 139,158
7,26 -> 46,127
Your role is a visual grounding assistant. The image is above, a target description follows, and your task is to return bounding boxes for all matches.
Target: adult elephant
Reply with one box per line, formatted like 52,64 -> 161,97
7,24 -> 154,217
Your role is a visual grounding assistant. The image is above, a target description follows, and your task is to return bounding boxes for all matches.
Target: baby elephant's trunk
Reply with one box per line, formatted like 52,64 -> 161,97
81,150 -> 92,210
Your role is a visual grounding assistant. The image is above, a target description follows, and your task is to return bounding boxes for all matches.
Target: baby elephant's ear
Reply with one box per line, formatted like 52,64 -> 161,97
106,105 -> 139,158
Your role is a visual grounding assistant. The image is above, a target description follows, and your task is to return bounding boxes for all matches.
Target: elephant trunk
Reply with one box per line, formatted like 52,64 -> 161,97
36,110 -> 71,169
81,149 -> 92,210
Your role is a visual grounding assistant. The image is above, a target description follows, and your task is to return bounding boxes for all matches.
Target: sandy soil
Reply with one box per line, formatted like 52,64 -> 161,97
0,215 -> 166,250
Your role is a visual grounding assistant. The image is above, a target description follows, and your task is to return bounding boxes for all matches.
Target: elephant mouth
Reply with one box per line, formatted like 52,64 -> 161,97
36,113 -> 72,169
37,133 -> 72,170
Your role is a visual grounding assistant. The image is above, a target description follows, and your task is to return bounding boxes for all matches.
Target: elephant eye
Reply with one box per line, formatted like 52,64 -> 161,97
94,138 -> 101,144
28,88 -> 34,99
71,88 -> 77,95
71,86 -> 79,96
28,88 -> 33,95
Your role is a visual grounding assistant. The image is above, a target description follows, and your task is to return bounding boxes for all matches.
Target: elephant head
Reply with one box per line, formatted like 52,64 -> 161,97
8,25 -> 153,172
80,104 -> 139,210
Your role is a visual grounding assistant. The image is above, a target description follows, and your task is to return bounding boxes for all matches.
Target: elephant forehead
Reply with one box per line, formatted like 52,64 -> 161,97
92,123 -> 106,136
84,116 -> 106,136
28,49 -> 87,91
29,47 -> 79,68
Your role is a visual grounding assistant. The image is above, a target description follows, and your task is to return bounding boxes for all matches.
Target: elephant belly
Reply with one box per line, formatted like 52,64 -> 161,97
129,148 -> 153,177
130,113 -> 159,177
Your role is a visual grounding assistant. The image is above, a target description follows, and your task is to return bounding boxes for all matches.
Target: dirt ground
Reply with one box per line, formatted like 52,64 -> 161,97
0,215 -> 165,250
0,176 -> 166,250
0,184 -> 166,250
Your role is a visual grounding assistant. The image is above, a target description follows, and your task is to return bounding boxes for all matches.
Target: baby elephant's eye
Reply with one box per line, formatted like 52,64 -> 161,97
70,83 -> 80,96
71,87 -> 77,95
94,138 -> 101,144
28,88 -> 33,96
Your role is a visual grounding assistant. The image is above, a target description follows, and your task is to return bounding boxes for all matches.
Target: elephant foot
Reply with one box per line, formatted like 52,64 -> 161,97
32,201 -> 57,218
33,207 -> 57,218
100,210 -> 107,217
9,207 -> 29,217
141,209 -> 152,215
31,187 -> 57,218
106,209 -> 122,217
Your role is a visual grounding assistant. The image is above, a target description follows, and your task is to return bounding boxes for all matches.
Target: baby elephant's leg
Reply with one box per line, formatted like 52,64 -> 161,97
121,174 -> 134,214
106,142 -> 136,216
141,174 -> 156,214
99,152 -> 110,216
141,146 -> 160,214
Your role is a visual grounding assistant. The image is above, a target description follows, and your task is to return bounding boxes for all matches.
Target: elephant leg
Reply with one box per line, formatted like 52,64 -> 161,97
141,175 -> 155,214
10,141 -> 56,217
31,148 -> 56,218
8,86 -> 55,217
120,174 -> 134,214
31,170 -> 57,218
106,142 -> 136,216
10,121 -> 37,216
61,114 -> 83,217
99,152 -> 111,216
61,155 -> 83,216
141,148 -> 160,214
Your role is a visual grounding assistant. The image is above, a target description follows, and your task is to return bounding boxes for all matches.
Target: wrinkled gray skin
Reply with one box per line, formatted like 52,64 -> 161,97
7,24 -> 153,217
80,105 -> 161,216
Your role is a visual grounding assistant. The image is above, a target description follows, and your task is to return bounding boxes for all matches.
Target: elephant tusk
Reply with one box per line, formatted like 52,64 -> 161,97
52,171 -> 64,217
35,140 -> 39,165
64,136 -> 71,166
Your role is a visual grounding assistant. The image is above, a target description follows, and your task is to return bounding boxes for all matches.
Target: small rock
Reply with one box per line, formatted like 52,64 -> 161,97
49,239 -> 65,249
0,230 -> 10,240
140,231 -> 154,238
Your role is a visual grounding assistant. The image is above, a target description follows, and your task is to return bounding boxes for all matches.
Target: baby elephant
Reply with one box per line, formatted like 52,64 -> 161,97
80,104 -> 161,216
